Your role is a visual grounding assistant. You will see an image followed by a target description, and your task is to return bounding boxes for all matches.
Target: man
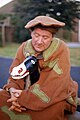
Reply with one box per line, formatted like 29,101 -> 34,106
0,16 -> 78,120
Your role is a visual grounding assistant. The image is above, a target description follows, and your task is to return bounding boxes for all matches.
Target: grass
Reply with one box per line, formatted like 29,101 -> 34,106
70,48 -> 80,66
0,42 -> 80,66
0,42 -> 20,58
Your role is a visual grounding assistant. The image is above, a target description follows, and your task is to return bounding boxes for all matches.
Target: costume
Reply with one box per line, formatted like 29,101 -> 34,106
0,37 -> 78,120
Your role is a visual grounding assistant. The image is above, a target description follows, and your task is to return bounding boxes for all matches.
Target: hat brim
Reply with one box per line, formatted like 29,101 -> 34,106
25,16 -> 65,29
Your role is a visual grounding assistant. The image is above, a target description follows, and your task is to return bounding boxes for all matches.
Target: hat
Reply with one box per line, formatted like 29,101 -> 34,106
29,24 -> 59,34
25,16 -> 65,29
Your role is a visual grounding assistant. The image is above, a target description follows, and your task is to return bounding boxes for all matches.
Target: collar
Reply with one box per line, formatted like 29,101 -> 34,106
23,37 -> 61,61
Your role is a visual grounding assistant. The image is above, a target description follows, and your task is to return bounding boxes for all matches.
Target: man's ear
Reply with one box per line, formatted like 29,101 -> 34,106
31,31 -> 33,37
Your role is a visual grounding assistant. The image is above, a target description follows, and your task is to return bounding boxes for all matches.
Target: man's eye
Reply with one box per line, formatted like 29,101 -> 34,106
35,33 -> 39,37
43,36 -> 48,39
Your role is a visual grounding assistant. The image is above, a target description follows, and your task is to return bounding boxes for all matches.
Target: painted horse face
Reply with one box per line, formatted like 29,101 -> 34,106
11,56 -> 39,79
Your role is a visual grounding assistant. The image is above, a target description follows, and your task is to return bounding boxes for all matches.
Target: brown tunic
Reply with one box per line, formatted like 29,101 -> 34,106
0,38 -> 78,120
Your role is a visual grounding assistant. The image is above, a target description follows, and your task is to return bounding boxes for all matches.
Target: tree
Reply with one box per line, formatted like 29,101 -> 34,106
12,0 -> 80,43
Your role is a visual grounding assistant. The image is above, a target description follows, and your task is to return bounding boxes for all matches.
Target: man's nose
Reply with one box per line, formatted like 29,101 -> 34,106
38,36 -> 43,43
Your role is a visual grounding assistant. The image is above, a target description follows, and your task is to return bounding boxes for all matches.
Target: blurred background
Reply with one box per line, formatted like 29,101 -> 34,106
0,0 -> 80,66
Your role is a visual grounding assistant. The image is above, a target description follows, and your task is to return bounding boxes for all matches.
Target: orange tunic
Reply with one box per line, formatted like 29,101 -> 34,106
1,38 -> 78,120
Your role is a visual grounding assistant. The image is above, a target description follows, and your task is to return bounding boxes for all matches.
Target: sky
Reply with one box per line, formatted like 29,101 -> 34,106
0,0 -> 13,8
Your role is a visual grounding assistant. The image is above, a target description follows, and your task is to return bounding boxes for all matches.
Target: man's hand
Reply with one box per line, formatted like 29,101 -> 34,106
9,87 -> 22,97
7,88 -> 26,112
8,101 -> 26,112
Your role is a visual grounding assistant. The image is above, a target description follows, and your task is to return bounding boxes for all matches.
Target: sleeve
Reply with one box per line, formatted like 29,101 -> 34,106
17,42 -> 77,111
3,42 -> 26,90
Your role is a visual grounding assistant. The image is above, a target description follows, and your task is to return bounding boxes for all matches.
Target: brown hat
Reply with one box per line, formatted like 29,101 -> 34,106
25,16 -> 65,29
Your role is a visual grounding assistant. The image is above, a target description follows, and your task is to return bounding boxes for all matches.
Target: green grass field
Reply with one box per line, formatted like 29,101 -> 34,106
69,47 -> 80,66
0,42 -> 80,66
0,42 -> 20,58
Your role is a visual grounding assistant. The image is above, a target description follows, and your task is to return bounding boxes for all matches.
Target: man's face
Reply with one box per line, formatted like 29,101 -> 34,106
31,28 -> 53,52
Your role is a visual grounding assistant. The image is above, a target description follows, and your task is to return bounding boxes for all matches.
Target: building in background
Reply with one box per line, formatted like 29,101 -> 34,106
0,0 -> 16,14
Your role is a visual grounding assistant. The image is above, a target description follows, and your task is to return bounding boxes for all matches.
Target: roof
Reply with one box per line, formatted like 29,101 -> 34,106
0,0 -> 17,14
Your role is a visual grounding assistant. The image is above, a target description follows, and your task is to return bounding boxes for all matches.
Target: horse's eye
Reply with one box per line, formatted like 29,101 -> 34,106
31,60 -> 35,64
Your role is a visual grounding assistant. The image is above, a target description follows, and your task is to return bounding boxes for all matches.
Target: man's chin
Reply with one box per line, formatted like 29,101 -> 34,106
34,48 -> 43,53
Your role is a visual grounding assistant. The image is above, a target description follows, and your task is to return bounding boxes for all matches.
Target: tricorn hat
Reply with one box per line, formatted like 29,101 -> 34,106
25,16 -> 65,29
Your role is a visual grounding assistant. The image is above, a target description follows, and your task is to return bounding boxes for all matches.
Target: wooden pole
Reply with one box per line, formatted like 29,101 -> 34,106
2,24 -> 6,47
